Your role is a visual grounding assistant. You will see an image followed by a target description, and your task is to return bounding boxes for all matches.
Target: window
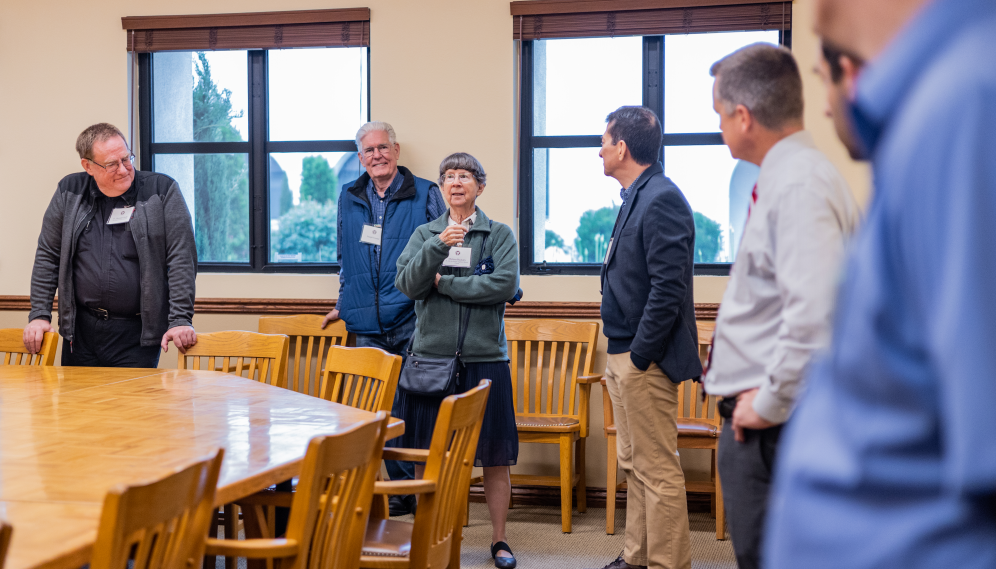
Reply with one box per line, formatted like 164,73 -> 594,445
514,2 -> 791,275
128,9 -> 370,272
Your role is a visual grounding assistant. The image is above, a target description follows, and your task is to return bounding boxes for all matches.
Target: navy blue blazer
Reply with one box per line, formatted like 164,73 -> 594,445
600,163 -> 703,383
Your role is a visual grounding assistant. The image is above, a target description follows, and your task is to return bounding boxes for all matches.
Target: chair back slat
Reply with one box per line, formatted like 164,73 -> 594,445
177,331 -> 289,386
259,316 -> 349,397
90,449 -> 224,569
0,329 -> 58,366
408,381 -> 491,569
283,413 -> 387,569
318,346 -> 401,413
506,320 -> 599,420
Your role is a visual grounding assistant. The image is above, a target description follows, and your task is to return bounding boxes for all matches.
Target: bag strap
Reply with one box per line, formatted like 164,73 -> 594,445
405,219 -> 493,357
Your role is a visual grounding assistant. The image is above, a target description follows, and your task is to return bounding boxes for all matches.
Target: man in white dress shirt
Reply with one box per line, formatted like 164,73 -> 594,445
705,43 -> 860,569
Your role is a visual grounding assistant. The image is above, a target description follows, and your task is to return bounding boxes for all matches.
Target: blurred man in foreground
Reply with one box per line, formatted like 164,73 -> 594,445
767,0 -> 996,566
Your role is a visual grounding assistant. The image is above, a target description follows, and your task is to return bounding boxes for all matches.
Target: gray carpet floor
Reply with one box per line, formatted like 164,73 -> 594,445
218,503 -> 735,569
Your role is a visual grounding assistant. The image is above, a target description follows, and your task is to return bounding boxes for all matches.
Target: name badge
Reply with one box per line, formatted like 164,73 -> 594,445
603,238 -> 614,264
360,224 -> 382,245
442,247 -> 472,268
106,206 -> 135,225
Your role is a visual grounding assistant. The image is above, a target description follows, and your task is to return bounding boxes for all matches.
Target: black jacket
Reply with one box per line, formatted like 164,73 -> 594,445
599,163 -> 702,383
29,171 -> 197,347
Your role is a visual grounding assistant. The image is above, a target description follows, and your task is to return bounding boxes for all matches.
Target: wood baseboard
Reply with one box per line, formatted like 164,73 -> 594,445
0,295 -> 719,320
467,484 -> 715,513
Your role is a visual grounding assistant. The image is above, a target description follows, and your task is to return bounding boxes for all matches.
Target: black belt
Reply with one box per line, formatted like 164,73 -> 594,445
83,306 -> 141,320
717,396 -> 737,419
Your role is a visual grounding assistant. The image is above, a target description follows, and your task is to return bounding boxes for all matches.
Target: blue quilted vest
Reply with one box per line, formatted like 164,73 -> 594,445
338,167 -> 434,335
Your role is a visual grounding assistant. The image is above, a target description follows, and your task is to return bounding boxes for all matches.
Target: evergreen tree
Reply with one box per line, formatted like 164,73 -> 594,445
191,52 -> 249,262
574,204 -> 620,263
300,155 -> 338,204
693,211 -> 723,263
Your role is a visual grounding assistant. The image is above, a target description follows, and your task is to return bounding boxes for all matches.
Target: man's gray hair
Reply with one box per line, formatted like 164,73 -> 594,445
710,43 -> 803,130
355,121 -> 397,150
76,123 -> 128,161
439,152 -> 486,186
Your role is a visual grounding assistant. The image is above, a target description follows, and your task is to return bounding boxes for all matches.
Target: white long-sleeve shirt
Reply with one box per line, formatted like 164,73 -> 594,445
704,131 -> 860,424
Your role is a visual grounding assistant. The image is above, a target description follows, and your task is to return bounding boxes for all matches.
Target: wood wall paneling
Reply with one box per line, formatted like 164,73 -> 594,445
0,296 -> 720,320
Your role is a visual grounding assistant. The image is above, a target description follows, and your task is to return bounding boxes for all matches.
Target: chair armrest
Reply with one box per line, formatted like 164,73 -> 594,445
382,448 -> 430,462
236,490 -> 294,508
374,479 -> 437,495
578,374 -> 603,384
205,538 -> 299,559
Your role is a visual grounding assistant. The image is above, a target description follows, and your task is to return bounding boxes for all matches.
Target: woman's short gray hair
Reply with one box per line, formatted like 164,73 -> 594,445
355,121 -> 397,150
709,43 -> 803,130
438,152 -> 487,186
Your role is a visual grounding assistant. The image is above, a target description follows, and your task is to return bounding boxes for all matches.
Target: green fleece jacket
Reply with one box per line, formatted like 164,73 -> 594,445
395,207 -> 520,363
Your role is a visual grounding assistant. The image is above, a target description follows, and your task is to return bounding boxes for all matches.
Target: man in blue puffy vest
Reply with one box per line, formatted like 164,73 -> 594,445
323,121 -> 446,516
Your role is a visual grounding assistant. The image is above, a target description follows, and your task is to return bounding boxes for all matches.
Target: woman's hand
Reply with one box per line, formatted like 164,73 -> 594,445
434,273 -> 442,288
439,225 -> 468,246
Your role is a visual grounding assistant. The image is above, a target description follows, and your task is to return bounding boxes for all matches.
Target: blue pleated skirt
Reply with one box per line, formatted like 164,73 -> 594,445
394,361 -> 518,467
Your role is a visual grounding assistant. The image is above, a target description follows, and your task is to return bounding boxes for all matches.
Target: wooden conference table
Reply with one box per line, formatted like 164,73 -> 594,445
0,365 -> 403,569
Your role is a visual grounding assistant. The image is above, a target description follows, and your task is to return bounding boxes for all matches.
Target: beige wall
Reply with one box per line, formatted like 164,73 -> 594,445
0,0 -> 869,487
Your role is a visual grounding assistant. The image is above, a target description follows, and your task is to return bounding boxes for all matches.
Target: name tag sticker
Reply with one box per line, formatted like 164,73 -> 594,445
106,207 -> 135,225
603,238 -> 614,264
442,247 -> 472,268
360,224 -> 382,245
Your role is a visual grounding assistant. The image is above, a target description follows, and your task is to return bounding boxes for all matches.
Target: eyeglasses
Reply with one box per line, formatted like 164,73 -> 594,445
89,154 -> 136,174
443,172 -> 476,184
362,144 -> 392,158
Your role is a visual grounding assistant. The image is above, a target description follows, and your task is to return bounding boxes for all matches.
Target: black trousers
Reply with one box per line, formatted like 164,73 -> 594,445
62,308 -> 161,368
717,418 -> 783,569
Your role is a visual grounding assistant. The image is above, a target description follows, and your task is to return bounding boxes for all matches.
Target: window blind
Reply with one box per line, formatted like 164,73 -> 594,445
121,8 -> 370,52
509,0 -> 791,40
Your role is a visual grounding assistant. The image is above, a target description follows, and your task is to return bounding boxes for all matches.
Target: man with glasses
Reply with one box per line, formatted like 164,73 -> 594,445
24,123 -> 197,367
322,121 -> 445,516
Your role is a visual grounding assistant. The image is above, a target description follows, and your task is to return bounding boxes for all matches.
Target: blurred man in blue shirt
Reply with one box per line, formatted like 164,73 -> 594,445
766,0 -> 996,567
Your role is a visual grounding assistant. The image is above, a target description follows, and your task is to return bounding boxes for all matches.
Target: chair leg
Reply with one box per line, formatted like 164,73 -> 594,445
559,434 -> 573,533
204,508 -> 220,569
223,504 -> 238,569
605,433 -> 617,535
576,437 -> 587,513
714,449 -> 726,540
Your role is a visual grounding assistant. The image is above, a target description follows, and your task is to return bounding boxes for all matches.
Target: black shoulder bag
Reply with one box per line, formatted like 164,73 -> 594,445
398,221 -> 491,397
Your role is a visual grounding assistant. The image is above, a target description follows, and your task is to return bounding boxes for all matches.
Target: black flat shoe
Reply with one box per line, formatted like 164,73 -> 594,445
491,541 -> 517,569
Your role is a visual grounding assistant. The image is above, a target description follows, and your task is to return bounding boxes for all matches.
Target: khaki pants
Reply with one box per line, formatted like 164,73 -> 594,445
604,352 -> 691,569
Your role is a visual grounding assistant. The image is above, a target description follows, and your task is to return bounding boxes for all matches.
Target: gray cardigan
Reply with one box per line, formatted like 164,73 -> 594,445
395,207 -> 520,363
29,171 -> 197,347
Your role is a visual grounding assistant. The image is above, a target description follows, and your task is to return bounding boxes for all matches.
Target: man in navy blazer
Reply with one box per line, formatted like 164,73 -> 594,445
595,106 -> 701,569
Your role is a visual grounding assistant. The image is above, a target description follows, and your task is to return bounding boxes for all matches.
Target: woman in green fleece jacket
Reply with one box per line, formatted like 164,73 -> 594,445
394,152 -> 520,569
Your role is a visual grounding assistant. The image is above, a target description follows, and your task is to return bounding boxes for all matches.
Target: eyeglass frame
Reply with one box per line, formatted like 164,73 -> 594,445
360,144 -> 394,158
88,154 -> 136,174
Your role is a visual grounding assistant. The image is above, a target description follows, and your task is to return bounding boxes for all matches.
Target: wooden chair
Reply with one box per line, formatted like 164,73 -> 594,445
0,522 -> 11,569
493,320 -> 601,533
603,324 -> 725,539
178,331 -> 289,386
360,380 -> 491,569
205,413 -> 390,569
0,329 -> 57,366
89,449 -> 224,569
319,346 -> 402,412
234,346 -> 402,543
258,315 -> 350,397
